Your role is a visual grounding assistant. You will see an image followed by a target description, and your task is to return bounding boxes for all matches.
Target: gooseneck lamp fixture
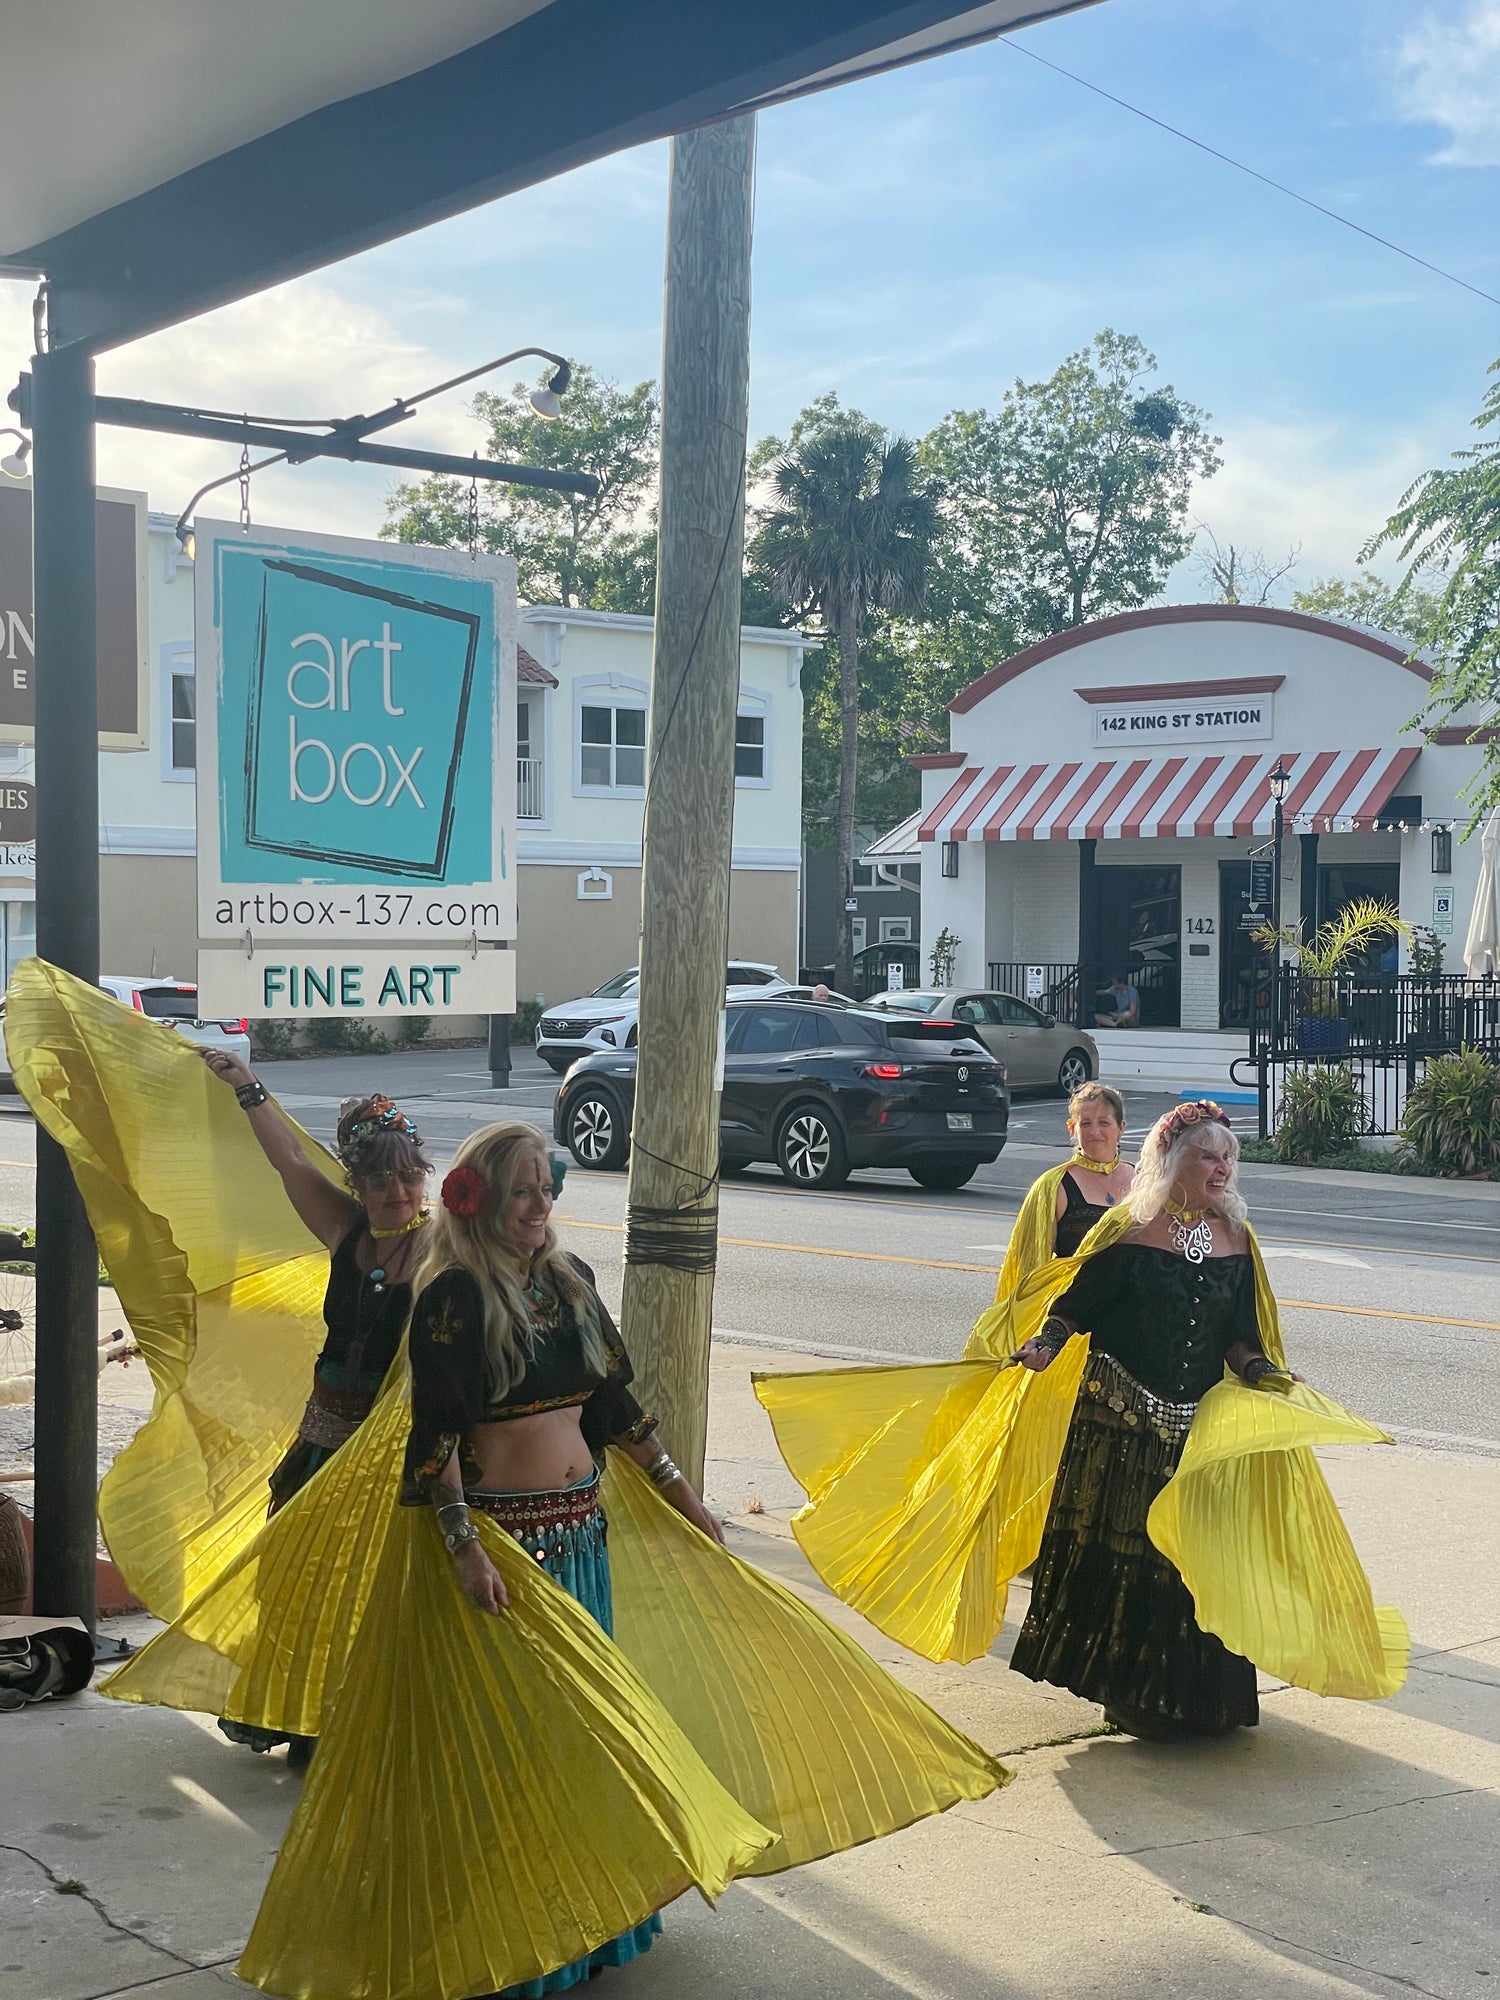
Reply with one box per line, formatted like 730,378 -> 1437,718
0,428 -> 31,478
171,347 -> 576,555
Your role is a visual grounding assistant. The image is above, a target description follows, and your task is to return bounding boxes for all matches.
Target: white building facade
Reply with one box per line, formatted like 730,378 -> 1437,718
913,606 -> 1482,1040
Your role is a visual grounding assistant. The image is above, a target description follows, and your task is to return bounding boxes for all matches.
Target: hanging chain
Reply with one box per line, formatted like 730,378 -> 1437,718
238,437 -> 253,534
467,456 -> 480,563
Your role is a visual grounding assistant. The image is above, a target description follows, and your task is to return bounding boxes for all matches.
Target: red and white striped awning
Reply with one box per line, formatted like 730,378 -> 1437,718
918,747 -> 1421,843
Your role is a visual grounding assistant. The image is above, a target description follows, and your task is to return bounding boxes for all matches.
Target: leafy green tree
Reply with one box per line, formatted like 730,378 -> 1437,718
1363,355 -> 1500,827
1291,574 -> 1443,651
383,365 -> 659,610
921,330 -> 1222,661
751,410 -> 940,991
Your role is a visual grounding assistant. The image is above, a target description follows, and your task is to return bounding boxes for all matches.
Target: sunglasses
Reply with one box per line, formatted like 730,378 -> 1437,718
360,1168 -> 431,1191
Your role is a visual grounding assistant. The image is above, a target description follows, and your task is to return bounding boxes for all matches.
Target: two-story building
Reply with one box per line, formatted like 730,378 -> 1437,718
3,507 -> 810,1019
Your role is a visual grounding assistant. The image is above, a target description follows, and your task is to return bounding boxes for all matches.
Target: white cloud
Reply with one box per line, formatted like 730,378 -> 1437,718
1165,406 -> 1461,600
0,272 -> 475,540
1395,0 -> 1500,166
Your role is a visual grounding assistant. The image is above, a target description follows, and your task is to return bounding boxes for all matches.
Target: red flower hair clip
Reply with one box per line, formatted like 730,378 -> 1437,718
440,1164 -> 488,1218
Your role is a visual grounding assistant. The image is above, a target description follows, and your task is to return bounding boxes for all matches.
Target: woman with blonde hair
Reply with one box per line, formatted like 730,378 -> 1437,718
404,1121 -> 721,1616
1008,1100 -> 1287,1737
994,1082 -> 1132,1302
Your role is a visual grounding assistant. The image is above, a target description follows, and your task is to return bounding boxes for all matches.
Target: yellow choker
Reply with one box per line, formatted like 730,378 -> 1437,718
369,1211 -> 430,1242
1070,1152 -> 1121,1174
1164,1199 -> 1211,1225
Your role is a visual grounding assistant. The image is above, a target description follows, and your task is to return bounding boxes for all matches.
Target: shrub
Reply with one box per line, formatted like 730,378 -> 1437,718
393,1015 -> 432,1048
1274,1062 -> 1365,1164
512,998 -> 545,1042
250,1019 -> 298,1059
1400,1047 -> 1500,1176
304,1018 -> 388,1055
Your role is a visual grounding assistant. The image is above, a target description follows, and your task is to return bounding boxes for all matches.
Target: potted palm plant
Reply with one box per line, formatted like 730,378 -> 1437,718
1252,898 -> 1412,1054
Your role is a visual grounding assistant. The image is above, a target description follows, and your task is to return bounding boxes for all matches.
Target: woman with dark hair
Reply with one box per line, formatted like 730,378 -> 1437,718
200,1054 -> 433,1511
199,1053 -> 431,1757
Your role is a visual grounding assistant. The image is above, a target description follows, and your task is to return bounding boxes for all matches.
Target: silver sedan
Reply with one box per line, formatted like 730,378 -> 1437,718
865,988 -> 1098,1096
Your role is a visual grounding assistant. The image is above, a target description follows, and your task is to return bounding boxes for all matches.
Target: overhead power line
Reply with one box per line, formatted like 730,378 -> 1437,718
1004,37 -> 1500,312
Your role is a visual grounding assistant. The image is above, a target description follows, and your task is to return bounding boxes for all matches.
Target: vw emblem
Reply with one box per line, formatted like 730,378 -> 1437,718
957,1065 -> 970,1084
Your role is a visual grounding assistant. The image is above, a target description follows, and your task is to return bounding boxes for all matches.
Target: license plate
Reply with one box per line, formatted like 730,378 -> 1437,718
946,1112 -> 973,1131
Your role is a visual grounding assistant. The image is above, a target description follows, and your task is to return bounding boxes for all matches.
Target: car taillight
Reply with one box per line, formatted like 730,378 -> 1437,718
224,1019 -> 248,1034
862,1061 -> 905,1079
130,992 -> 145,1011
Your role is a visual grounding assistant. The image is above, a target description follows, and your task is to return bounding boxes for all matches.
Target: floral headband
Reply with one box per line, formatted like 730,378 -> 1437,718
440,1153 -> 568,1218
1155,1099 -> 1231,1145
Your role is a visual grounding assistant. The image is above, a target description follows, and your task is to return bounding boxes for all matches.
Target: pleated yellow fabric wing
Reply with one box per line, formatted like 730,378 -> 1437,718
237,1502 -> 776,2000
756,1206 -> 1406,1695
5,959 -> 335,1619
991,1162 -> 1068,1304
602,1452 -> 1006,1871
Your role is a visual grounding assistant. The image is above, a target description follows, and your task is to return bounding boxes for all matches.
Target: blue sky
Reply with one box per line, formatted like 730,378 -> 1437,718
3,0 -> 1496,597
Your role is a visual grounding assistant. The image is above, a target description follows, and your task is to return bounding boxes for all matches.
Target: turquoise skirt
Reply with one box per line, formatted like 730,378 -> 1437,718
468,1468 -> 662,1998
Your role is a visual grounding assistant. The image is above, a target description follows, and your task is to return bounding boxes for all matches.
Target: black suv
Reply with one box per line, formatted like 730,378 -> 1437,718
553,998 -> 1007,1191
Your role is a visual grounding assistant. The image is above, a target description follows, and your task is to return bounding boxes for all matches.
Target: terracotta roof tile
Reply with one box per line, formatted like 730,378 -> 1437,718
517,644 -> 557,686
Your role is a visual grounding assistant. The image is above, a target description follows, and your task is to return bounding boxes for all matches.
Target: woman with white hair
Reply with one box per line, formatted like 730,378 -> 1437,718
1009,1100 -> 1289,1738
755,1098 -> 1405,1721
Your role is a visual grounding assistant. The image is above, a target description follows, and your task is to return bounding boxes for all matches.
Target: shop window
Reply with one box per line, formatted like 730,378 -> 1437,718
3,900 -> 35,983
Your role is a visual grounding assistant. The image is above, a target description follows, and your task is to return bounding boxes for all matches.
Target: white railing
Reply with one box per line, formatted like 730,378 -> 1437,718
517,757 -> 544,820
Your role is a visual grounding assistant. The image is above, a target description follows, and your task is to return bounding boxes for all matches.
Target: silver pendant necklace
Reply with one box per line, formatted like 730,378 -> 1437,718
1165,1202 -> 1213,1263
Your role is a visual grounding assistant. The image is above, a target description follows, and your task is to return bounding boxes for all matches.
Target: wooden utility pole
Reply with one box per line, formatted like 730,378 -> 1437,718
620,115 -> 755,1487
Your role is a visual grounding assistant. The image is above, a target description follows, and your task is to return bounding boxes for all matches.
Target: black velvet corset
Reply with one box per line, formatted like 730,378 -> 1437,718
1051,1241 -> 1258,1403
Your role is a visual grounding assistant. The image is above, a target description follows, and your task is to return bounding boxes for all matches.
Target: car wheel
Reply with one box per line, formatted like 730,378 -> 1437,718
1057,1049 -> 1092,1096
566,1088 -> 629,1171
775,1104 -> 850,1190
908,1159 -> 981,1191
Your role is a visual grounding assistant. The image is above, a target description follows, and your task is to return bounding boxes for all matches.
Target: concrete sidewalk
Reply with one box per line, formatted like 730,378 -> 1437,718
4,1338 -> 1497,2000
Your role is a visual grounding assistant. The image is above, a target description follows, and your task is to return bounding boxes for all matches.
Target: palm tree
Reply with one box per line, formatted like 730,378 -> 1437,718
754,418 -> 938,992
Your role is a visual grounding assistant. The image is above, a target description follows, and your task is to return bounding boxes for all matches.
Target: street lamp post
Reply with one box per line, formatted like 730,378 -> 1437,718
1268,760 -> 1292,1062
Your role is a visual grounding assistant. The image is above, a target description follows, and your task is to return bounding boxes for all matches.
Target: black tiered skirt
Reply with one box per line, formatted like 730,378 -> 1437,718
1010,1352 -> 1259,1734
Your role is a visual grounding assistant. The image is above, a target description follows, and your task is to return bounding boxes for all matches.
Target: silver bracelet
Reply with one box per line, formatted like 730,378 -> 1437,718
444,1519 -> 480,1553
648,1454 -> 683,1490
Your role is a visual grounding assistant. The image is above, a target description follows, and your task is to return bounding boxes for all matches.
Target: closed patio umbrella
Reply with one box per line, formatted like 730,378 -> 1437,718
1464,810 -> 1500,977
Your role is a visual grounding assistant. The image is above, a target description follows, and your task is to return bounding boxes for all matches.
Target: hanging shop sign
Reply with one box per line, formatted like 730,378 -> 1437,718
195,518 -> 516,954
0,483 -> 149,748
1091,693 -> 1274,748
195,946 -> 517,1019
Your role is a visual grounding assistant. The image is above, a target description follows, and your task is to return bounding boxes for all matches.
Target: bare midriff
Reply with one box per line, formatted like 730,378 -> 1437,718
466,1405 -> 595,1494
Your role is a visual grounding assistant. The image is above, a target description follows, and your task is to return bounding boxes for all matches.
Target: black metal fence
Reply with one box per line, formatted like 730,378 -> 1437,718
988,959 -> 1181,1028
1233,971 -> 1500,1138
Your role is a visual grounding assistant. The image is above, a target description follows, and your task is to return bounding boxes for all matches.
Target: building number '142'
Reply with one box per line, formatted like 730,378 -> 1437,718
1186,917 -> 1215,935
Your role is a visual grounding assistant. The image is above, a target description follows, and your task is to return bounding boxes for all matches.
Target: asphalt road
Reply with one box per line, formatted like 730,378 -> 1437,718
3,1041 -> 1499,1456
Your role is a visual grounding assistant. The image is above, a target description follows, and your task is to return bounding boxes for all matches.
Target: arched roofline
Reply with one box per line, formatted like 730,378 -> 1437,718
947,603 -> 1432,716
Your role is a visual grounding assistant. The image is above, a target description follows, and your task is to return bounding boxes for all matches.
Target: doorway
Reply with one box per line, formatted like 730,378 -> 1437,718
1319,863 -> 1402,974
1092,864 -> 1181,1027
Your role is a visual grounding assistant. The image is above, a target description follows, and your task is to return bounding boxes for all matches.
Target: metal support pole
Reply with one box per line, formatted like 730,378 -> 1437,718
1270,798 -> 1284,1063
30,342 -> 101,1630
619,116 -> 755,1488
488,1013 -> 512,1089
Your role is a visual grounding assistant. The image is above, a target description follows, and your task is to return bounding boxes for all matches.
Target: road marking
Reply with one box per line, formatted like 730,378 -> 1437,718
560,1215 -> 997,1276
563,1215 -> 1500,1326
1259,1246 -> 1371,1268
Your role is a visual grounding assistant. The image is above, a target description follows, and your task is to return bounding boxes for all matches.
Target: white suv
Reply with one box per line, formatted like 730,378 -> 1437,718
98,976 -> 253,1067
535,962 -> 790,1073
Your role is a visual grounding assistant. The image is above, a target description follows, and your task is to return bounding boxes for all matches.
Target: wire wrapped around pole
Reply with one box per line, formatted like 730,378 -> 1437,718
623,1201 -> 720,1274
